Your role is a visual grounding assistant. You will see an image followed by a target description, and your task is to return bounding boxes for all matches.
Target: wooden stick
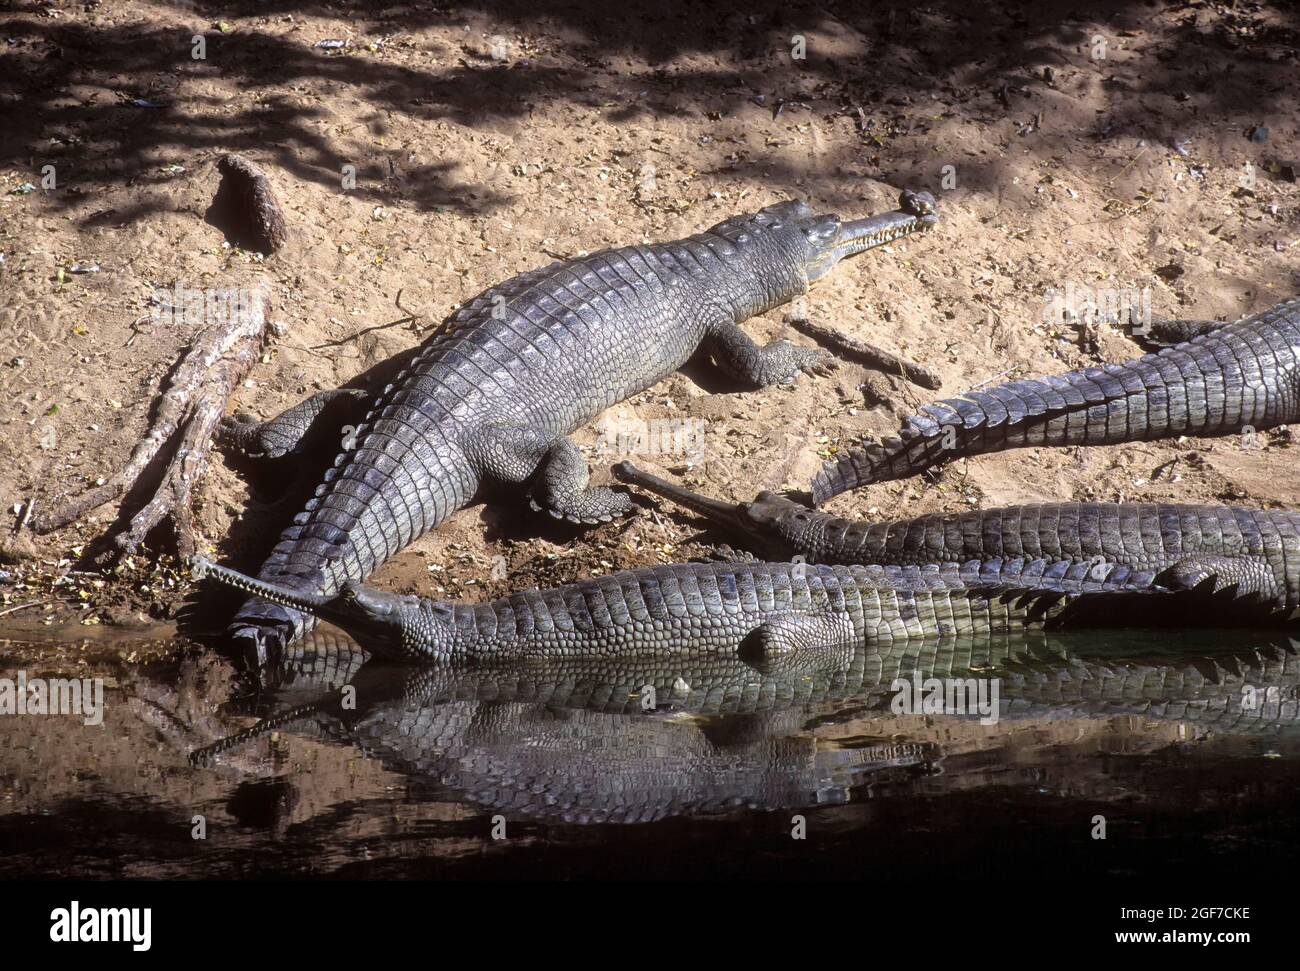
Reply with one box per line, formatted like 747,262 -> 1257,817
786,314 -> 942,389
33,286 -> 274,559
0,599 -> 58,617
212,154 -> 289,254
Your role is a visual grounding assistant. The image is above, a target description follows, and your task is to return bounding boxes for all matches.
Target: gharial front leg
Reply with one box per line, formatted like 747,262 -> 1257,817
218,388 -> 371,460
474,424 -> 636,524
704,321 -> 833,387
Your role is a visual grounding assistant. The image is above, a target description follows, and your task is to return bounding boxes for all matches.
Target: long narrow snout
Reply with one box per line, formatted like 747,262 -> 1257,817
832,189 -> 939,261
194,556 -> 419,657
612,462 -> 806,555
191,557 -> 330,613
612,462 -> 747,528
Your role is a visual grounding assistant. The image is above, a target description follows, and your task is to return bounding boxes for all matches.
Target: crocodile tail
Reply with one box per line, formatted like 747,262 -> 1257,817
1047,569 -> 1294,629
916,557 -> 1150,633
812,362 -> 1156,502
228,386 -> 469,659
814,301 -> 1300,503
950,555 -> 1292,630
975,555 -> 1294,624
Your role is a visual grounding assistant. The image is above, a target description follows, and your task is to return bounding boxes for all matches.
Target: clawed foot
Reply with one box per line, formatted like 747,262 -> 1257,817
799,349 -> 838,379
770,341 -> 836,384
694,545 -> 760,564
529,486 -> 637,525
218,410 -> 284,459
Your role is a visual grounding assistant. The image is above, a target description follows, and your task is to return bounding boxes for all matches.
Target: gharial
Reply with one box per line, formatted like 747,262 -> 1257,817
190,553 -> 1229,663
614,462 -> 1300,619
610,297 -> 1300,621
216,191 -> 940,660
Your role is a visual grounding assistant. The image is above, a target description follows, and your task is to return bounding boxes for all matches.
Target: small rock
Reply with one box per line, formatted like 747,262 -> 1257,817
1247,125 -> 1269,143
0,531 -> 37,563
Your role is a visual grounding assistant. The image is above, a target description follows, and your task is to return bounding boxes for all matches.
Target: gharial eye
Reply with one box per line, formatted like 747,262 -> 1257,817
802,219 -> 839,243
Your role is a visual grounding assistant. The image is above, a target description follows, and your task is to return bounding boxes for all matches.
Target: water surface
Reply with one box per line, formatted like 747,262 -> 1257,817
2,627 -> 1298,879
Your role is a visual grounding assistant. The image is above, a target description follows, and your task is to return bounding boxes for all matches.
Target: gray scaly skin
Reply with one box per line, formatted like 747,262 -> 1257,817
813,297 -> 1300,502
201,657 -> 941,823
223,191 -> 940,659
190,631 -> 1300,824
191,554 -> 1173,663
229,628 -> 1300,729
614,462 -> 1300,617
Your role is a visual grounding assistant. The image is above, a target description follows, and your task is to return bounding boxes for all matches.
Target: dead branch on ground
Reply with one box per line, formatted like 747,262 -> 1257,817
32,287 -> 275,560
785,312 -> 942,390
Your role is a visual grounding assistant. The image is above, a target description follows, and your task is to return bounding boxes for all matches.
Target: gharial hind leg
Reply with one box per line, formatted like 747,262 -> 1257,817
1157,555 -> 1281,604
219,388 -> 370,460
1135,318 -> 1229,349
475,424 -> 635,524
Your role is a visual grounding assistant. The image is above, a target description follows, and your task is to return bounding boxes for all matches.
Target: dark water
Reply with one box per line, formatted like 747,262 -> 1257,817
1,626 -> 1299,879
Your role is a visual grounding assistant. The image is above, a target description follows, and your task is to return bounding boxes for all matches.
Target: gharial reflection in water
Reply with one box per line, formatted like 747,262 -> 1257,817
2,626 -> 1299,877
192,627 -> 1300,824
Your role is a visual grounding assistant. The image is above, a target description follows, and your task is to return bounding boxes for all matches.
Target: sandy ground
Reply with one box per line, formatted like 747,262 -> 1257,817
1,0 -> 1298,648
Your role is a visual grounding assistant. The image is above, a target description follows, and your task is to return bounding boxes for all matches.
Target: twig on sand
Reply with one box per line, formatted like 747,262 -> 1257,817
785,313 -> 942,389
967,367 -> 1017,391
32,286 -> 276,560
310,289 -> 427,350
0,599 -> 58,618
12,499 -> 34,534
393,287 -> 426,323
